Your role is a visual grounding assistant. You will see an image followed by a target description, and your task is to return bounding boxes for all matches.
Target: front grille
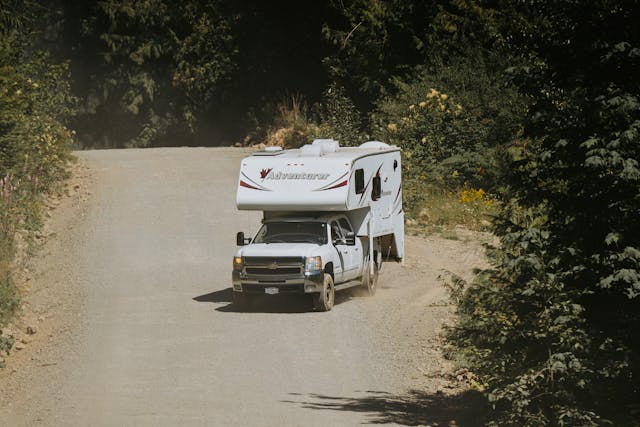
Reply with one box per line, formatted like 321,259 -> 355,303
243,256 -> 305,279
246,267 -> 302,275
244,256 -> 304,265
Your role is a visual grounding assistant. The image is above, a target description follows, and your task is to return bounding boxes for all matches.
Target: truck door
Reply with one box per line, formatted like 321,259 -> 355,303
337,218 -> 362,281
330,221 -> 346,283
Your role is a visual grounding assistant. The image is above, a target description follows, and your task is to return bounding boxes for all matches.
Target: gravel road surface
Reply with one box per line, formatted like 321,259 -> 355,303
0,148 -> 489,426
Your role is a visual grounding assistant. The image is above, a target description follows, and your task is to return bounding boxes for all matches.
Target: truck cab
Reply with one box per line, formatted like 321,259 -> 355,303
232,213 -> 377,311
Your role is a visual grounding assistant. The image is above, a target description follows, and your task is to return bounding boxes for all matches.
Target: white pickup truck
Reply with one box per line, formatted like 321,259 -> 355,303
232,139 -> 404,311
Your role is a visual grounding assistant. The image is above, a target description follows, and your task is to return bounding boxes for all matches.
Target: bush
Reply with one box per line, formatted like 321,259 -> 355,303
404,178 -> 497,232
263,95 -> 321,149
368,52 -> 523,232
318,83 -> 364,146
448,2 -> 640,425
372,52 -> 524,193
0,21 -> 74,332
261,86 -> 366,150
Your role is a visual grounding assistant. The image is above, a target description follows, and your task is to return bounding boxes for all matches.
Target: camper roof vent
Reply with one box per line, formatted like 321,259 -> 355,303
299,144 -> 322,157
360,141 -> 390,150
253,146 -> 285,156
312,139 -> 339,154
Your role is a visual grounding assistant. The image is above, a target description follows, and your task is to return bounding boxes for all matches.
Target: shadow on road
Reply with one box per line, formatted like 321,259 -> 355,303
193,287 -> 353,314
193,288 -> 233,303
281,389 -> 487,426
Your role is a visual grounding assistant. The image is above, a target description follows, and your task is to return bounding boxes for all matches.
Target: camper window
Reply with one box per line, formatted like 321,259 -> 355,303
372,176 -> 382,200
355,169 -> 364,194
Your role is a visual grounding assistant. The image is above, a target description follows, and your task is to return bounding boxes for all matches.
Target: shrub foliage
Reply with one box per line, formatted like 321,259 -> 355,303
449,2 -> 640,425
0,4 -> 74,328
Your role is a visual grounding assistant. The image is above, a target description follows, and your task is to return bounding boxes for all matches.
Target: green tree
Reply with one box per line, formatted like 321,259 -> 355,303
323,0 -> 506,111
319,83 -> 364,146
322,0 -> 436,109
48,0 -> 236,147
450,2 -> 640,425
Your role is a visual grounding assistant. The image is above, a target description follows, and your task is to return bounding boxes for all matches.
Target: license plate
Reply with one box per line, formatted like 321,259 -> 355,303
265,287 -> 279,295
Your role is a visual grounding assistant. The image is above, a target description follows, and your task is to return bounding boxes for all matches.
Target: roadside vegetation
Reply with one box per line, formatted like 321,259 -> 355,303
0,2 -> 74,362
1,1 -> 639,425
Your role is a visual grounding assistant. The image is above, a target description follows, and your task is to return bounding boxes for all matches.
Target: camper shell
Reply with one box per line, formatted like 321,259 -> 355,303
232,139 -> 404,311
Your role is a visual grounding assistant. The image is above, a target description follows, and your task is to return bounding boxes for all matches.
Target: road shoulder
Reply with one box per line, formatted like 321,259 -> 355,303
0,158 -> 94,423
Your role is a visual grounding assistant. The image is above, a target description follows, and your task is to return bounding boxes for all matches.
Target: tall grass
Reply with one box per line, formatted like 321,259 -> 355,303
263,94 -> 321,148
404,178 -> 497,234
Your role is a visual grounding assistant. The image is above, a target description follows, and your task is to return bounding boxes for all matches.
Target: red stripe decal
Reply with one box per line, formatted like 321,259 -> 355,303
240,180 -> 261,190
324,180 -> 348,190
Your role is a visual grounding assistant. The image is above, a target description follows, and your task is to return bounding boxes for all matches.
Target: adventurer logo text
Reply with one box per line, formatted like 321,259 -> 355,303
260,169 -> 329,181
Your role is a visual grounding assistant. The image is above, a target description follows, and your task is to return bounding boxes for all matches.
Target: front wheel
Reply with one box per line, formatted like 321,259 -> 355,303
313,274 -> 335,311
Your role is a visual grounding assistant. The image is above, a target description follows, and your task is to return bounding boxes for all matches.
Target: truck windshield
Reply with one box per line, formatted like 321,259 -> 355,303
253,222 -> 327,245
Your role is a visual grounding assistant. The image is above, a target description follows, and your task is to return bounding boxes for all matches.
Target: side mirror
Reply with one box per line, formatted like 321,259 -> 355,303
236,232 -> 251,246
345,232 -> 356,246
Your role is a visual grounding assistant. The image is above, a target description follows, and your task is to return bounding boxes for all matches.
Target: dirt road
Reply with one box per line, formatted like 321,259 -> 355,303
0,148 -> 488,426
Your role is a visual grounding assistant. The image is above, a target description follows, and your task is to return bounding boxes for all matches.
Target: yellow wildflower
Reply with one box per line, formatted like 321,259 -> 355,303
440,93 -> 448,101
419,101 -> 427,108
426,88 -> 439,99
408,104 -> 415,110
458,188 -> 486,204
387,123 -> 398,132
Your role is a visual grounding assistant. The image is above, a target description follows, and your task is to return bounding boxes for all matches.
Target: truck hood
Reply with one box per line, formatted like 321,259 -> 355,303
237,243 -> 321,259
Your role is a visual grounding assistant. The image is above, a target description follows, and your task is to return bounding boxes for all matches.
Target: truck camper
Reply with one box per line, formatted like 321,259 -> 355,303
232,139 -> 404,311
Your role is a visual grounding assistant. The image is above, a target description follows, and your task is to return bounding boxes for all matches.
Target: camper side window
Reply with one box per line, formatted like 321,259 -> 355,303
355,169 -> 364,194
372,175 -> 382,201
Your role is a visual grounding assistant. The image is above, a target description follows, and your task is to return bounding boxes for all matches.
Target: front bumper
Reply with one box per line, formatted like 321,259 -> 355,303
232,270 -> 324,294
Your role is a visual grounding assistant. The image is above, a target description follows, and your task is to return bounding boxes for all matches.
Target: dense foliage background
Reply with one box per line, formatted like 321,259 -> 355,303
449,2 -> 640,425
1,0 -> 638,424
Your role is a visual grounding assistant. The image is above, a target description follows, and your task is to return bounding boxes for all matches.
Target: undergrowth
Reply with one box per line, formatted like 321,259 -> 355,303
404,179 -> 498,235
0,17 -> 74,352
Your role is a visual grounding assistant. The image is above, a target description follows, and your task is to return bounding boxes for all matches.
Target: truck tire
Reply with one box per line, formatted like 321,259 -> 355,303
363,258 -> 379,296
313,274 -> 335,311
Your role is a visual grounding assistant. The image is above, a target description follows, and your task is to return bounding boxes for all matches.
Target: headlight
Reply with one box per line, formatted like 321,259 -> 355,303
233,256 -> 243,271
305,256 -> 322,272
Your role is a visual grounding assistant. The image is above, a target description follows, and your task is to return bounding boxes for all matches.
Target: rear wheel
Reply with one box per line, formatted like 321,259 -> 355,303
363,257 -> 379,296
313,274 -> 335,311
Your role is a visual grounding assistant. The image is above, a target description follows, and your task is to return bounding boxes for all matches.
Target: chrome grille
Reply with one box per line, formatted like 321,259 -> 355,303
243,257 -> 305,279
244,257 -> 303,265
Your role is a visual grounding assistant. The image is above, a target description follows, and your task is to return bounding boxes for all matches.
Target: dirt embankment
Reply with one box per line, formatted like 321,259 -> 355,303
0,159 -> 94,412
